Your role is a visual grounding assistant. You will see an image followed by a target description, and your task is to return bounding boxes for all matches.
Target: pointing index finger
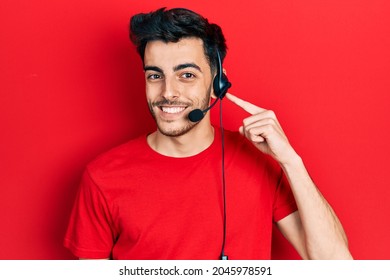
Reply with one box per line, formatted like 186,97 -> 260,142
226,93 -> 266,115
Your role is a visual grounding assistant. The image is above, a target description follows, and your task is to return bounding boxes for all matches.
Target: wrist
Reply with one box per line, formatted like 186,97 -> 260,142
279,149 -> 303,171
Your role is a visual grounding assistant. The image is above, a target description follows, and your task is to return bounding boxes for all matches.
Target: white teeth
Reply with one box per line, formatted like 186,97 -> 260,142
161,107 -> 185,114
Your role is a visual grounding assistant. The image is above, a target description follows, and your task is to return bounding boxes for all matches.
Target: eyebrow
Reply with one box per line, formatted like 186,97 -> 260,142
144,63 -> 202,73
144,66 -> 163,73
173,63 -> 202,73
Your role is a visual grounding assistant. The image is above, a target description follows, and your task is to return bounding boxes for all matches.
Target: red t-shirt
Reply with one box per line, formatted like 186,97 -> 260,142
64,128 -> 297,259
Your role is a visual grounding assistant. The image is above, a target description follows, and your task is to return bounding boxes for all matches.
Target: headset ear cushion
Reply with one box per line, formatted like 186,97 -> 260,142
213,74 -> 231,100
213,75 -> 222,98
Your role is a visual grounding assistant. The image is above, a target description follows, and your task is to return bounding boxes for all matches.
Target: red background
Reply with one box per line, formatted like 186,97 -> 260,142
1,0 -> 389,259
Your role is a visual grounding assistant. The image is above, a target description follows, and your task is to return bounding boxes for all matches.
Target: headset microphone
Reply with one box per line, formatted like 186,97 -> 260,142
188,50 -> 231,122
188,98 -> 220,122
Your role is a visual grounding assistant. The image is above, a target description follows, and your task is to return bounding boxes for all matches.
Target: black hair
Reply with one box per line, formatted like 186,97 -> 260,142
129,7 -> 227,72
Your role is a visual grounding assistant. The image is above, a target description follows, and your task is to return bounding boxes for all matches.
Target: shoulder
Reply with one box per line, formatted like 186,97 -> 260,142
222,128 -> 263,157
222,128 -> 248,150
86,134 -> 150,177
223,128 -> 281,175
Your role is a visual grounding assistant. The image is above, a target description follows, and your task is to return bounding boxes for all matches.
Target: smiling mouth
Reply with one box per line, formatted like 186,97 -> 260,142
160,106 -> 187,114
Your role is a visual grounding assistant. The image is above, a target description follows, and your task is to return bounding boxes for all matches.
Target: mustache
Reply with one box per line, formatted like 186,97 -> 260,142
151,99 -> 192,107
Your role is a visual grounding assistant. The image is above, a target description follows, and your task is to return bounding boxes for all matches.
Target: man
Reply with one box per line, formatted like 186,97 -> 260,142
64,7 -> 352,260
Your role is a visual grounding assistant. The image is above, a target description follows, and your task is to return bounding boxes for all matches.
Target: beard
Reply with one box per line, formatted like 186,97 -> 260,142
147,87 -> 212,137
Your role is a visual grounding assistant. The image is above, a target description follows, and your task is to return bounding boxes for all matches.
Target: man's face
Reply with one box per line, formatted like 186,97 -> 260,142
143,37 -> 213,137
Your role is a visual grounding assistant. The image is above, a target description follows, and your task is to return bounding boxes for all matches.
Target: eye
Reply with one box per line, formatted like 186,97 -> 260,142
147,74 -> 161,80
181,72 -> 196,79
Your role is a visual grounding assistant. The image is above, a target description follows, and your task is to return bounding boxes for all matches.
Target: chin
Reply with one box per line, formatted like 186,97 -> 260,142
157,121 -> 198,137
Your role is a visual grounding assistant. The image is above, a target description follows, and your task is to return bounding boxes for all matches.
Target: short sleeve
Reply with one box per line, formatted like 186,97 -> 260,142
64,169 -> 115,259
273,170 -> 298,222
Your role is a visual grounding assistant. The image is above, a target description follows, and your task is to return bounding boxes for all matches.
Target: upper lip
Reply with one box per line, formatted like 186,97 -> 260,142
160,105 -> 187,108
154,101 -> 190,110
159,104 -> 187,107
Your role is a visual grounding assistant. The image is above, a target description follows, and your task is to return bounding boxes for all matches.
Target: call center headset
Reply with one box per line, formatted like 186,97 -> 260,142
188,50 -> 231,260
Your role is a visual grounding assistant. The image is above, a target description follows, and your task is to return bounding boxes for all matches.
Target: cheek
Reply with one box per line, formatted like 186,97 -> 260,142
186,82 -> 210,97
145,83 -> 161,100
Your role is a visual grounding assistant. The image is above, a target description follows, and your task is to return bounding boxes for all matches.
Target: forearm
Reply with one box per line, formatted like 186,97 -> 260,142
281,153 -> 352,259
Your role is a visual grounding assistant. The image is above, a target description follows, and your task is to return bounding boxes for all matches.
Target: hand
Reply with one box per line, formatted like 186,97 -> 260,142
226,93 -> 298,165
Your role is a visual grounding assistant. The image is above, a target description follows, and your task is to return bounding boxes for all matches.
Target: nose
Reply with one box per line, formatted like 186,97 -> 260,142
162,77 -> 179,100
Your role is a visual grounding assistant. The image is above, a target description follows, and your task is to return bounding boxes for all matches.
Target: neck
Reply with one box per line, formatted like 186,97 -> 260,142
147,122 -> 215,158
